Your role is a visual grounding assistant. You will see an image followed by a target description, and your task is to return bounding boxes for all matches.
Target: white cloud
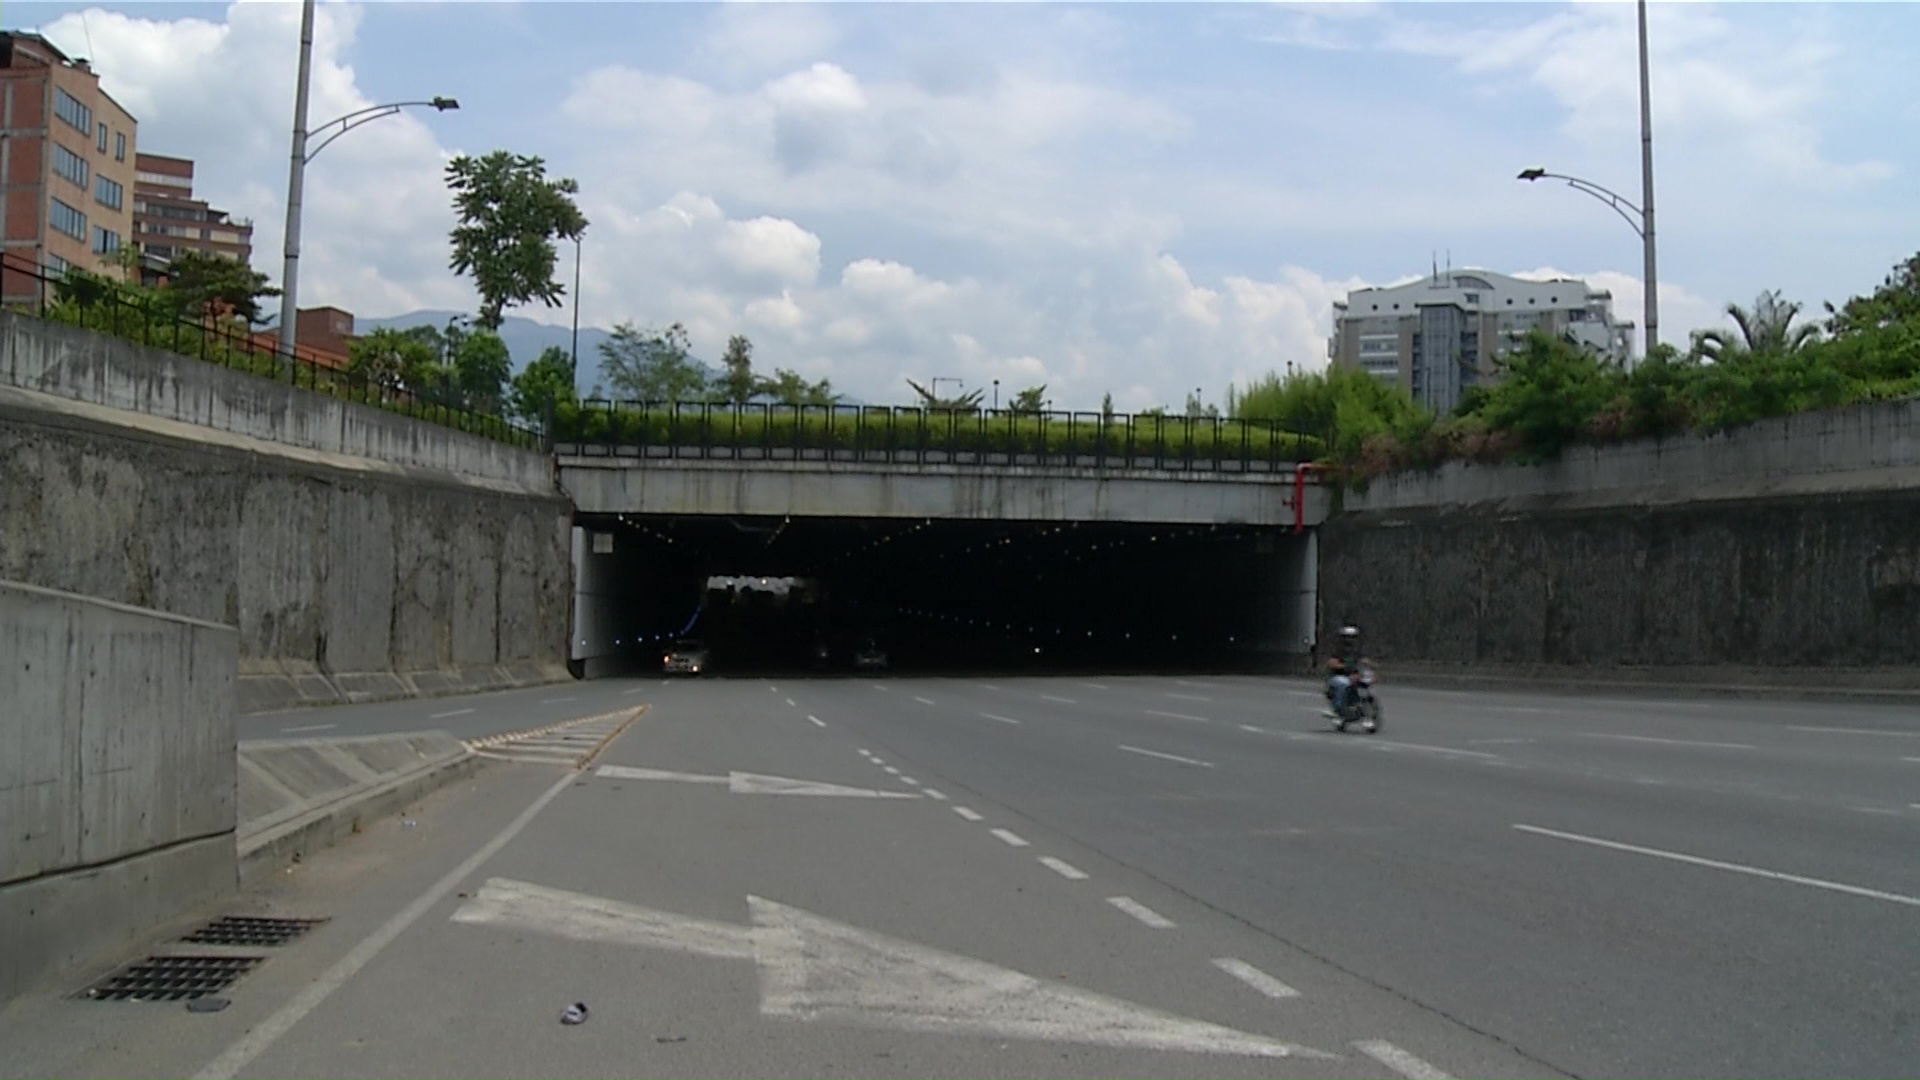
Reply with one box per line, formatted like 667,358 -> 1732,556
717,216 -> 823,285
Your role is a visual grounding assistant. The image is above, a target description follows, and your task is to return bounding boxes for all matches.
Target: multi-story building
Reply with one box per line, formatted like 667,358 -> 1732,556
1328,267 -> 1636,414
132,152 -> 253,266
0,31 -> 138,303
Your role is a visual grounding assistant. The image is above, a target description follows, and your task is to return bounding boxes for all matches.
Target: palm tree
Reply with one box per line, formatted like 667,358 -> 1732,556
1691,289 -> 1821,363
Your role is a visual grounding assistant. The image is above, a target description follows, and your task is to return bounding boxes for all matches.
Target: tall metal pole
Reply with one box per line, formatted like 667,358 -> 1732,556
1637,0 -> 1659,355
570,235 -> 582,378
277,0 -> 316,356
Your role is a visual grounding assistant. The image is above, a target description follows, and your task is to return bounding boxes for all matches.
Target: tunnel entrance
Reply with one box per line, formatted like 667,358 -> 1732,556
569,513 -> 1316,678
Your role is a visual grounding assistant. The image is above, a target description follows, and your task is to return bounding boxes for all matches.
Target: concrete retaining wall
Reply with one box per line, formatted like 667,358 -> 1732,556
0,580 -> 238,1003
0,327 -> 575,713
1322,400 -> 1920,688
0,310 -> 553,491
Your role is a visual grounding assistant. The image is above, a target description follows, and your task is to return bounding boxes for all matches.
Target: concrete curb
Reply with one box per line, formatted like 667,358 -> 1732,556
236,747 -> 483,887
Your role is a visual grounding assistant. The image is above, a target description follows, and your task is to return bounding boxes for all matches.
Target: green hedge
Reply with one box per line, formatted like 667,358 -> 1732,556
555,401 -> 1323,463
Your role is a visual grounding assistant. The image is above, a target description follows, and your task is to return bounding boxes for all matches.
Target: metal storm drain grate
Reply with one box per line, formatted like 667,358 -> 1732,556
83,955 -> 261,1001
181,915 -> 329,948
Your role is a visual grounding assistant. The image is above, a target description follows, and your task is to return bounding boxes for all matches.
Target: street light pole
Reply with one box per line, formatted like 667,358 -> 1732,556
1637,0 -> 1659,353
275,0 -> 458,355
570,234 -> 582,378
276,0 -> 316,357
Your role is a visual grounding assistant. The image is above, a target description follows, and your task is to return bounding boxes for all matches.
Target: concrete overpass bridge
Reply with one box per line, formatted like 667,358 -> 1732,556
551,402 -> 1332,676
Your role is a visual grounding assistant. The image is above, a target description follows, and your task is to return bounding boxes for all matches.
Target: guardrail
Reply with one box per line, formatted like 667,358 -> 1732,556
555,399 -> 1323,473
0,254 -> 541,450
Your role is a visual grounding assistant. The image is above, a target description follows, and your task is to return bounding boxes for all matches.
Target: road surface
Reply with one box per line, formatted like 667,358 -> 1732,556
7,674 -> 1916,1078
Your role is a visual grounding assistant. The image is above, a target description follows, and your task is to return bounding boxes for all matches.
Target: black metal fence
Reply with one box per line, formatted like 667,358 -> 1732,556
555,398 -> 1323,473
0,254 -> 541,450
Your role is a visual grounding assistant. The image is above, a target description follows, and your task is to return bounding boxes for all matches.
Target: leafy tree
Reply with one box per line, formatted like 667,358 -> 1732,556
510,345 -> 578,425
348,327 -> 443,394
906,378 -> 984,411
1184,389 -> 1220,419
1100,392 -> 1115,420
445,150 -> 588,330
449,323 -> 512,413
1474,331 -> 1620,461
1826,252 -> 1920,337
1009,384 -> 1047,414
600,321 -> 709,403
1692,290 -> 1821,363
1232,364 -> 1426,460
717,334 -> 758,404
758,367 -> 839,406
133,250 -> 280,324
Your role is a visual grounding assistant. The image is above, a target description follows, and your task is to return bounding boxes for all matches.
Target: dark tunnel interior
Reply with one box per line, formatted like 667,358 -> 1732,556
572,513 -> 1315,678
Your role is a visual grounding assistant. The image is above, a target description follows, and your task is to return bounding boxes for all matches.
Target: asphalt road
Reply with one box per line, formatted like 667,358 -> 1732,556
8,674 -> 1917,1078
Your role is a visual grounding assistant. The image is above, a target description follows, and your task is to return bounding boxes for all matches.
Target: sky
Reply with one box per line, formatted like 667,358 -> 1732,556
9,1 -> 1918,410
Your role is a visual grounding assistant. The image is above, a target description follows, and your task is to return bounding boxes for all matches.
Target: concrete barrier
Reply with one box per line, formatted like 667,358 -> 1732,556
236,732 -> 479,884
0,580 -> 237,1004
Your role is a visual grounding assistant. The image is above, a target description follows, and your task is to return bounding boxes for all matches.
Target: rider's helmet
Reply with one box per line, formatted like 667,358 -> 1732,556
1338,625 -> 1361,644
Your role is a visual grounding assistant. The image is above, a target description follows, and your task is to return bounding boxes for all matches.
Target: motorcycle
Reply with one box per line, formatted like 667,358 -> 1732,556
1327,666 -> 1383,734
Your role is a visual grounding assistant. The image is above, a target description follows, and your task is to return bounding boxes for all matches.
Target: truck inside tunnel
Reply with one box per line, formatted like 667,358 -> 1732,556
568,513 -> 1317,678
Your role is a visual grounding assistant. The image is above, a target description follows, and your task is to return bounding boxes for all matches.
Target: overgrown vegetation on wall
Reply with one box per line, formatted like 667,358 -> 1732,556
1235,251 -> 1920,479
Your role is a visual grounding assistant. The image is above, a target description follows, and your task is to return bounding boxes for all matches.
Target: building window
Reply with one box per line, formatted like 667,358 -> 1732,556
114,131 -> 126,161
51,143 -> 89,188
54,88 -> 92,134
47,253 -> 72,275
94,174 -> 123,210
49,197 -> 87,240
97,121 -> 108,152
1463,292 -> 1480,304
92,226 -> 121,255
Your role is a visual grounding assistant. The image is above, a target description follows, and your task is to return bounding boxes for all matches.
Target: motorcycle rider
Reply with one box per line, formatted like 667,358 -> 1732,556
1324,625 -> 1367,718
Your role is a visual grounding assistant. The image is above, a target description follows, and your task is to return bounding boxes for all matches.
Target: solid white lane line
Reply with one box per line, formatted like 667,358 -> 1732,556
990,828 -> 1030,848
429,708 -> 476,719
1040,694 -> 1078,705
1175,680 -> 1222,689
1369,739 -> 1499,760
1146,709 -> 1209,723
1212,958 -> 1301,1000
1038,856 -> 1088,880
807,715 -> 826,728
979,684 -> 1002,691
1514,824 -> 1920,908
914,696 -> 936,705
1164,692 -> 1212,702
872,684 -> 889,692
953,806 -> 984,822
1355,1040 -> 1454,1079
981,712 -> 1023,725
1791,725 -> 1920,737
193,770 -> 578,1079
1080,682 -> 1111,690
1107,896 -> 1176,928
1468,737 -> 1535,745
1119,744 -> 1215,768
1576,732 -> 1755,750
281,723 -> 337,734
922,789 -> 949,801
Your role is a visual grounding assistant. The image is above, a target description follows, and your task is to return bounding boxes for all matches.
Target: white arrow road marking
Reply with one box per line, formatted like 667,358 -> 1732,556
452,878 -> 1332,1059
595,765 -> 920,799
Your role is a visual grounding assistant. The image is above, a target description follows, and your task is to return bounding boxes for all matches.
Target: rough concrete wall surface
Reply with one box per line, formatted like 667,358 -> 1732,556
0,579 -> 238,1003
0,311 -> 553,491
1320,491 -> 1920,681
0,400 -> 574,713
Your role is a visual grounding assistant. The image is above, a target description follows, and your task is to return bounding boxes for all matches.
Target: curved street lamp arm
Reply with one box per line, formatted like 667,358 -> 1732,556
1521,170 -> 1646,238
305,100 -> 455,163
